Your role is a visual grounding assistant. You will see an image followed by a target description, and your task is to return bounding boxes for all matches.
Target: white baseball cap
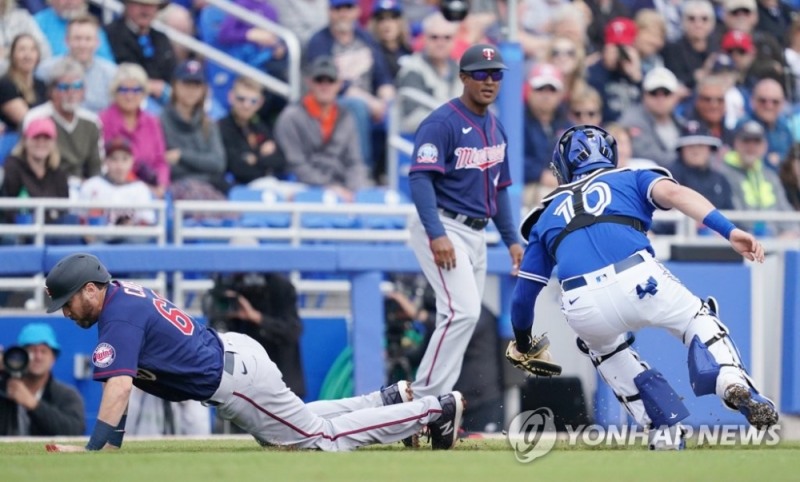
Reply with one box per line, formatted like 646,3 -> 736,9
642,67 -> 679,93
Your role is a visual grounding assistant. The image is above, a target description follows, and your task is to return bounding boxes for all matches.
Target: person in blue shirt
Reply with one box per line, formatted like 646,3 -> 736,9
42,253 -> 465,452
507,124 -> 778,450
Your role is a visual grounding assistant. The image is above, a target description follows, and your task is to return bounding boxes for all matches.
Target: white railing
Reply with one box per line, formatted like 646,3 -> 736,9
386,88 -> 442,191
91,0 -> 301,102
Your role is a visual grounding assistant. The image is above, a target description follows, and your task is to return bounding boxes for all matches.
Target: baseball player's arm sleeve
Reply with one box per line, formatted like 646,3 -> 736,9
86,376 -> 133,450
410,170 -> 446,239
510,278 -> 544,333
493,188 -> 520,247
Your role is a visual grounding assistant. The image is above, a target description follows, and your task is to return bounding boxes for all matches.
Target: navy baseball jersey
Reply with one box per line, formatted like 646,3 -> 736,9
91,280 -> 223,401
409,98 -> 511,219
519,168 -> 675,281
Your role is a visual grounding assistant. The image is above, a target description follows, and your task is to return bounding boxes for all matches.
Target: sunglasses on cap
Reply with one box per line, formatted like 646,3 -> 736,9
464,70 -> 504,82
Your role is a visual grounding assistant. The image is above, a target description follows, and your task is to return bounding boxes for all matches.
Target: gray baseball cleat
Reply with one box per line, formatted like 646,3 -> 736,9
428,391 -> 465,450
724,384 -> 779,430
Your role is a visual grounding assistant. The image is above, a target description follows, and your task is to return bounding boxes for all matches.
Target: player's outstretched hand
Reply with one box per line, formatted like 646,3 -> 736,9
430,236 -> 456,270
45,444 -> 86,453
729,228 -> 765,263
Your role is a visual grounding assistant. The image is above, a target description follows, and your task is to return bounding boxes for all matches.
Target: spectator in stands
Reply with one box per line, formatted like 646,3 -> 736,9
34,0 -> 113,62
682,75 -> 736,147
543,36 -> 587,98
369,0 -> 412,79
670,121 -> 733,210
566,84 -> 604,127
722,30 -> 777,96
740,78 -> 793,169
707,54 -> 748,133
269,0 -> 329,49
219,76 -> 288,186
157,3 -> 195,64
217,0 -> 288,82
548,3 -> 590,53
632,9 -> 667,76
160,60 -> 228,199
100,63 -> 169,198
25,58 -> 102,181
37,15 -> 118,114
722,120 -> 800,237
0,323 -> 85,436
522,63 -> 570,209
585,0 -> 630,54
306,0 -> 396,177
78,137 -> 156,241
0,117 -> 68,224
720,0 -> 785,70
780,145 -> 800,210
587,17 -> 643,123
785,18 -> 800,103
274,56 -> 367,202
754,0 -> 793,46
605,123 -> 659,169
662,0 -> 719,91
106,0 -> 176,104
0,34 -> 47,137
0,0 -> 50,74
395,11 -> 459,134
628,0 -> 683,44
618,67 -> 682,166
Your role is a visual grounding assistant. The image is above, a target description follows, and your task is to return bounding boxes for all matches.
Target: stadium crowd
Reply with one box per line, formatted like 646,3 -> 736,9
0,0 -> 798,238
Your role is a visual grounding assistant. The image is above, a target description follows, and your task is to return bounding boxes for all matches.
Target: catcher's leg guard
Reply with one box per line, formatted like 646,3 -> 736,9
634,368 -> 690,428
684,298 -> 754,405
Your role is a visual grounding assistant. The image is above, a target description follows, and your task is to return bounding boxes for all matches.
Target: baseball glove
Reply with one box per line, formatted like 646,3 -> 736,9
506,335 -> 562,377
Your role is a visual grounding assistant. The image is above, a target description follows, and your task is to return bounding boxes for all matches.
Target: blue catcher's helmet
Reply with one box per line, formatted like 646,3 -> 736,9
551,124 -> 618,184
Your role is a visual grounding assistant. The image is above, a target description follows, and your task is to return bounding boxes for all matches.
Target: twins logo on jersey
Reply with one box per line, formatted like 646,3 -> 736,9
416,143 -> 438,164
92,343 -> 116,368
455,143 -> 506,171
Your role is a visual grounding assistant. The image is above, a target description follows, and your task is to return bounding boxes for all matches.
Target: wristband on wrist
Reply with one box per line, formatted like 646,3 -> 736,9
702,209 -> 736,240
107,414 -> 127,448
86,420 -> 116,450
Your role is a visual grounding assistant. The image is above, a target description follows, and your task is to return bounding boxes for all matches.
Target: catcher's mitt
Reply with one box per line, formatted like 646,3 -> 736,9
506,335 -> 562,376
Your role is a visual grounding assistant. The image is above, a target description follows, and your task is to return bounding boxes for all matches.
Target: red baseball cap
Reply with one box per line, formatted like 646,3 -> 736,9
722,30 -> 754,53
24,117 -> 57,139
605,17 -> 637,46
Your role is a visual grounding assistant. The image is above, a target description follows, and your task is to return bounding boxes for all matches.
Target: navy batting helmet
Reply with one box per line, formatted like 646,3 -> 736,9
551,125 -> 618,184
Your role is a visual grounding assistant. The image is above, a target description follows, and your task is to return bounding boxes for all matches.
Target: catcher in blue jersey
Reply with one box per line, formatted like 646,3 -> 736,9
507,124 -> 778,449
42,254 -> 465,453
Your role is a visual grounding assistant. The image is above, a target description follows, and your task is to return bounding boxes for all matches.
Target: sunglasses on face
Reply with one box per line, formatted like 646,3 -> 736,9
571,110 -> 599,118
740,137 -> 764,144
728,48 -> 750,56
730,8 -> 752,16
550,48 -> 576,58
698,95 -> 724,104
117,85 -> 144,95
756,97 -> 782,106
235,95 -> 260,106
647,88 -> 673,97
55,81 -> 84,91
374,11 -> 401,21
427,34 -> 453,41
686,15 -> 710,23
313,76 -> 336,84
465,70 -> 503,82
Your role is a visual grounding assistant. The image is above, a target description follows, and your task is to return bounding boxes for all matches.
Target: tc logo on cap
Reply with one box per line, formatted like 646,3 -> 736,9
483,48 -> 495,61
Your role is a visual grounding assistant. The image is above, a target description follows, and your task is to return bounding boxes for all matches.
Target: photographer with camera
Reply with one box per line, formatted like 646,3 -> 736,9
0,323 -> 86,436
203,272 -> 306,398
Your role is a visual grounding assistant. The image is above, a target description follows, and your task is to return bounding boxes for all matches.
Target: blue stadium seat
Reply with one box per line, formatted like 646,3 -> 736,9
228,186 -> 291,228
293,188 -> 357,229
354,187 -> 410,229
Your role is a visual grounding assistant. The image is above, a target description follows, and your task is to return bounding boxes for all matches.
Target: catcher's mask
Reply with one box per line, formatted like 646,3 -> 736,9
551,124 -> 618,184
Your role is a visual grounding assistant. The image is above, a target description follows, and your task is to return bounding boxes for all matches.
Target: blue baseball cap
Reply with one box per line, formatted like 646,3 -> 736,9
330,0 -> 356,7
17,323 -> 60,353
174,60 -> 206,83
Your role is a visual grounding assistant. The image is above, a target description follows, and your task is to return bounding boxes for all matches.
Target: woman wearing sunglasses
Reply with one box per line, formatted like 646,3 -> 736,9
99,63 -> 169,198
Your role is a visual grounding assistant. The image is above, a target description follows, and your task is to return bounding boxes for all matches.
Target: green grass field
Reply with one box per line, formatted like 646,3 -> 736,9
1,439 -> 798,482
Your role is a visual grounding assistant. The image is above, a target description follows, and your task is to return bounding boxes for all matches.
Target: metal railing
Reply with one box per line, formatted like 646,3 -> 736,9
91,0 -> 302,102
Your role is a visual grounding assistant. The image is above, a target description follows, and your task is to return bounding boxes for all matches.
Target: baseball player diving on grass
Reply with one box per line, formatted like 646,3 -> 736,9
506,124 -> 778,449
42,253 -> 464,453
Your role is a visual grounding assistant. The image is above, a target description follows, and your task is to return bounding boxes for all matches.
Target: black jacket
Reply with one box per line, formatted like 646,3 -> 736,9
105,18 -> 176,82
218,114 -> 288,185
0,374 -> 86,436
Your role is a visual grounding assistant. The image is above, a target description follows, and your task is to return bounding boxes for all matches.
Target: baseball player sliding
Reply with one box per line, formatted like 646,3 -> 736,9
407,42 -> 560,419
43,253 -> 464,452
507,124 -> 778,450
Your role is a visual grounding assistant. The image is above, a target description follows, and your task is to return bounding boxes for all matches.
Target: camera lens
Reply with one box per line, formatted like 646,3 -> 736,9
3,346 -> 30,378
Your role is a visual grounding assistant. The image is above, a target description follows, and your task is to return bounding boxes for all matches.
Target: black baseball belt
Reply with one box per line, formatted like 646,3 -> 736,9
438,208 -> 489,231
